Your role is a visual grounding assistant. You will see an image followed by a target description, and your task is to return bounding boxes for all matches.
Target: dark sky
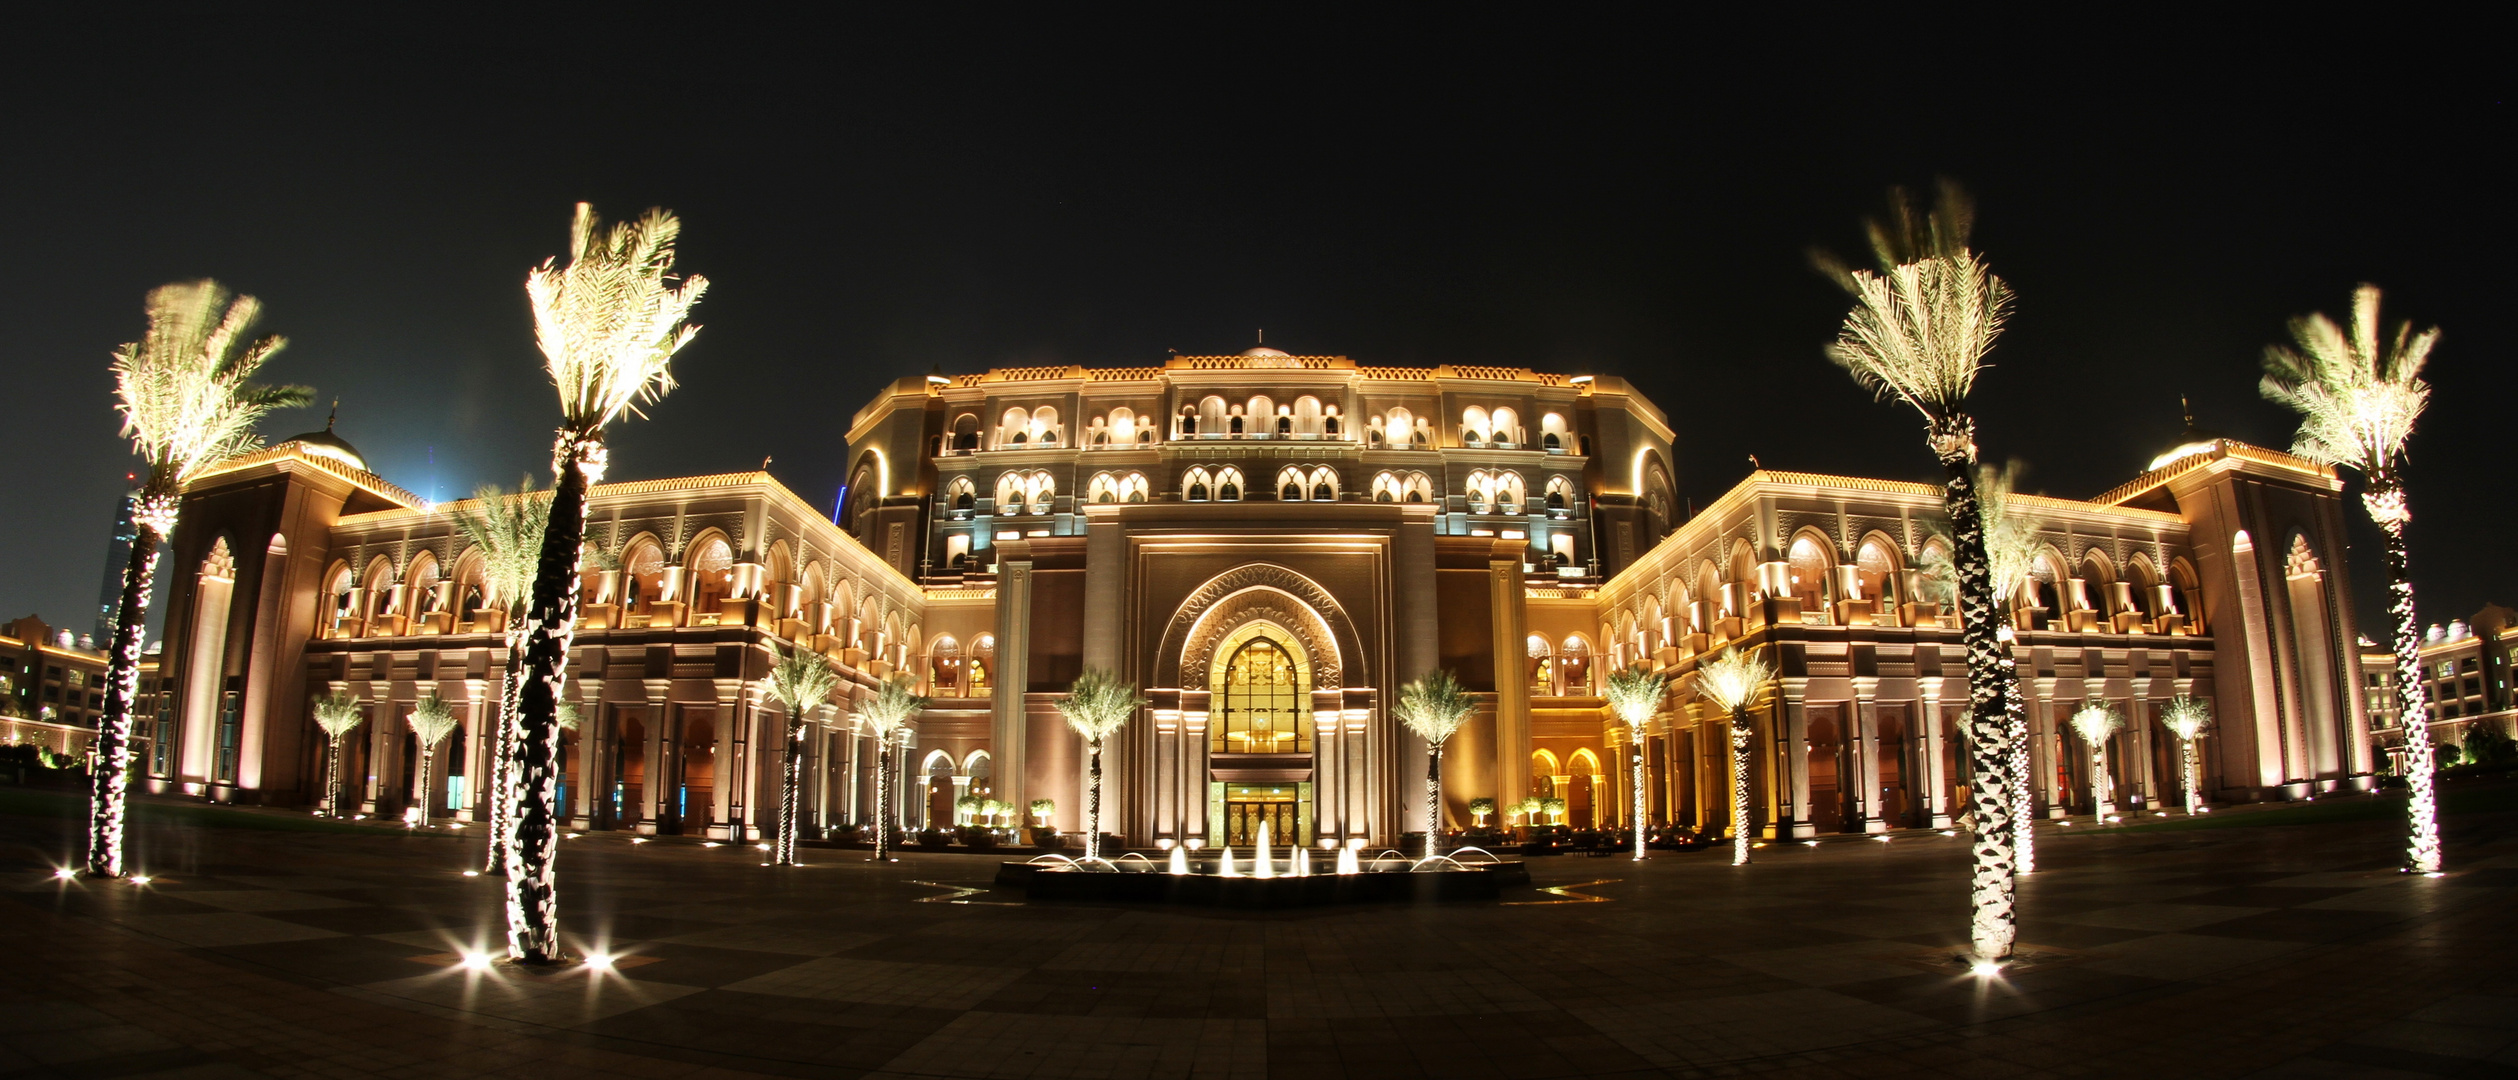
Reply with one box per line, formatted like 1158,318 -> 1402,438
2,12 -> 2506,644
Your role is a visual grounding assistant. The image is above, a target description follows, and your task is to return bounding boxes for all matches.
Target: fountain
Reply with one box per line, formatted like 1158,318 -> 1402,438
1003,833 -> 1525,907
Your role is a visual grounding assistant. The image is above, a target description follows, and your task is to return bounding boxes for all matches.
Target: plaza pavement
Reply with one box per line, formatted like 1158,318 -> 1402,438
1,783 -> 2513,1080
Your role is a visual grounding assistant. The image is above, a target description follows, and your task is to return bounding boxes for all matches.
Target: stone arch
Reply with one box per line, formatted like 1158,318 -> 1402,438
1158,563 -> 1363,692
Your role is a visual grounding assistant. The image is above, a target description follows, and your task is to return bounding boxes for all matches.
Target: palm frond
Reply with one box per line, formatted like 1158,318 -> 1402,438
111,280 -> 313,491
1056,668 -> 1148,742
1693,648 -> 1772,713
2159,696 -> 2212,741
1392,668 -> 1476,746
855,674 -> 928,738
1812,179 -> 1976,296
2068,702 -> 2124,745
1918,459 -> 2039,607
527,203 -> 711,432
1826,250 -> 2012,425
1602,664 -> 1667,727
765,642 -> 840,715
2259,284 -> 2436,474
446,478 -> 552,612
408,695 -> 459,747
313,691 -> 365,737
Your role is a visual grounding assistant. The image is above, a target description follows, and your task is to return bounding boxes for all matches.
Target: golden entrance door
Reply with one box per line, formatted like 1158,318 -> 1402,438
1223,785 -> 1300,847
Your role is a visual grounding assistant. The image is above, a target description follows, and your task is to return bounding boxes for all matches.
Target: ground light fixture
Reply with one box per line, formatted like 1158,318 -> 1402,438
585,952 -> 615,971
460,950 -> 494,971
462,870 -> 480,877
129,875 -> 151,885
1970,960 -> 2004,978
52,867 -> 76,880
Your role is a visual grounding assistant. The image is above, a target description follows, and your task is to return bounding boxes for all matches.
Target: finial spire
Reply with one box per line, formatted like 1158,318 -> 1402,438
2180,394 -> 2192,427
1256,329 -> 1263,346
325,399 -> 339,431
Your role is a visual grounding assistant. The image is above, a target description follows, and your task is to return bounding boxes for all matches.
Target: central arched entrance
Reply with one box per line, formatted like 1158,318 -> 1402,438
1208,623 -> 1314,848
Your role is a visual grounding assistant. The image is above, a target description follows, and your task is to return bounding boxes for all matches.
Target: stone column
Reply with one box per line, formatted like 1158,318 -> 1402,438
1392,509 -> 1440,845
992,540 -> 1036,817
362,678 -> 394,815
641,678 -> 671,834
1487,540 -> 1532,831
2033,677 -> 2065,818
1919,679 -> 1951,828
1778,678 -> 1815,838
460,678 -> 491,822
1852,675 -> 1883,833
572,677 -> 604,828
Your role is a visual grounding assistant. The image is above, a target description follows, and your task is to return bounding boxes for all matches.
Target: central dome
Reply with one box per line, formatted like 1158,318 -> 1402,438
1241,346 -> 1291,358
279,408 -> 368,473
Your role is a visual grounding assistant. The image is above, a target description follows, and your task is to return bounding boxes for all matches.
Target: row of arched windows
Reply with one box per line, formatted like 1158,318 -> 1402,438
942,466 -> 1579,511
947,400 -> 1585,453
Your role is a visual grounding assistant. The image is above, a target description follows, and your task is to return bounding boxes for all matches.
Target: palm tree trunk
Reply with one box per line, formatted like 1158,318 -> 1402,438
1424,743 -> 1443,860
486,621 -> 525,873
2182,740 -> 2202,815
2089,744 -> 2109,816
413,748 -> 434,828
87,515 -> 166,878
2367,472 -> 2441,873
1932,415 -> 2018,961
323,734 -> 344,817
874,742 -> 893,861
1730,709 -> 1754,866
1631,742 -> 1648,860
777,715 -> 804,865
506,433 -> 597,963
1088,740 -> 1105,862
2004,651 -> 2034,873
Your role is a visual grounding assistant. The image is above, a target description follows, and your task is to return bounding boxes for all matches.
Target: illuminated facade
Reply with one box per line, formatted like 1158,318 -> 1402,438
145,348 -> 2378,845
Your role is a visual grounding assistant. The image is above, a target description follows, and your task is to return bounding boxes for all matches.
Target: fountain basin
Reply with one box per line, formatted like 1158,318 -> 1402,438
997,858 -> 1529,906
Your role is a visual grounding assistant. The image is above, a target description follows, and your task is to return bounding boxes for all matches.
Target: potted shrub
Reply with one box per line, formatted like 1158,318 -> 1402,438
917,827 -> 952,850
956,825 -> 998,851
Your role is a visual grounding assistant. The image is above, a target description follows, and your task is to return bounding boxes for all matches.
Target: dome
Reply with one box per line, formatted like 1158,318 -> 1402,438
281,407 -> 368,472
1240,346 -> 1291,358
2145,400 -> 2226,472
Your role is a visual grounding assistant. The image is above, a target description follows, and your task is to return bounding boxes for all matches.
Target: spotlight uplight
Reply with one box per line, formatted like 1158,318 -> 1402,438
702,842 -> 721,848
2422,871 -> 2446,879
630,837 -> 649,845
585,952 -> 615,971
1802,840 -> 1820,847
1871,836 -> 1891,843
129,875 -> 152,886
462,870 -> 480,877
755,843 -> 770,851
1938,830 -> 1958,837
460,950 -> 494,971
1970,960 -> 2004,978
51,868 -> 75,880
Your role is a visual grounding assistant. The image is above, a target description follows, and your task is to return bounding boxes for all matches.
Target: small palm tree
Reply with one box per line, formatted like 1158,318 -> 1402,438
1603,663 -> 1668,860
1054,668 -> 1148,862
406,695 -> 459,829
1694,647 -> 1773,867
90,282 -> 312,877
762,643 -> 838,866
2159,696 -> 2213,815
856,674 -> 928,862
2068,703 -> 2125,816
507,203 -> 708,962
312,691 -> 365,818
1392,669 -> 1476,860
447,479 -> 552,874
1819,182 -> 2023,961
2260,284 -> 2443,874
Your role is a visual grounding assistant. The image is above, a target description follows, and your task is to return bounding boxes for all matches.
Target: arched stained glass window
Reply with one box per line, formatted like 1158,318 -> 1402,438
1214,638 -> 1309,754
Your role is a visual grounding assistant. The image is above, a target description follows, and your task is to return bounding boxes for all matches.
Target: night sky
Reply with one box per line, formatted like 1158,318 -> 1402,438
2,13 -> 2505,643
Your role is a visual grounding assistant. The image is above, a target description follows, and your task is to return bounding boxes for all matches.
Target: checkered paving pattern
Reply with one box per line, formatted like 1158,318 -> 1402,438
1,787 -> 2514,1078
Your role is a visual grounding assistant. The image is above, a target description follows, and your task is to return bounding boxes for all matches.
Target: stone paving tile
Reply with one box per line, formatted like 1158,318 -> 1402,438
2055,900 -> 2276,932
2076,930 -> 2307,981
116,912 -> 351,948
652,923 -> 885,957
719,956 -> 1029,1010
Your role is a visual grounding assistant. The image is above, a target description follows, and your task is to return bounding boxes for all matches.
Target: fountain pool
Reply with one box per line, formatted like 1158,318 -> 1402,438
998,831 -> 1529,907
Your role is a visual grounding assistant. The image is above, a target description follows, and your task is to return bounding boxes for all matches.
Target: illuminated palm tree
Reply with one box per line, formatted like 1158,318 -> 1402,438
1392,669 -> 1475,860
2260,285 -> 2443,874
92,282 -> 312,877
1693,647 -> 1772,867
506,203 -> 708,962
406,695 -> 459,829
2067,702 -> 2124,817
312,691 -> 365,818
1818,182 -> 2022,960
2159,696 -> 2212,815
447,479 -> 550,873
762,643 -> 838,866
856,674 -> 928,862
1055,668 -> 1148,862
1603,663 -> 1667,860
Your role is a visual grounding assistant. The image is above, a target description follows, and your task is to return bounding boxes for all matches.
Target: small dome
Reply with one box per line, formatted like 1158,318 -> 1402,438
1241,346 -> 1291,358
2147,402 -> 2228,472
281,407 -> 367,472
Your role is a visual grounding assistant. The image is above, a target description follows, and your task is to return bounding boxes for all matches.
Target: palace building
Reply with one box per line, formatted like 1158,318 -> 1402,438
145,348 -> 2379,846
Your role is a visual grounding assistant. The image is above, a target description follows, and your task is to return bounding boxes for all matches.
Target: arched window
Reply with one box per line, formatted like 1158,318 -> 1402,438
945,476 -> 977,514
1404,472 -> 1434,504
1031,406 -> 1059,446
1527,633 -> 1554,694
1026,471 -> 1054,515
1558,635 -> 1593,695
1495,472 -> 1526,513
1277,466 -> 1306,501
1491,407 -> 1520,447
929,636 -> 962,695
1308,466 -> 1337,502
1462,406 -> 1490,446
1540,412 -> 1570,452
1108,407 -> 1135,443
1386,407 -> 1415,449
1467,471 -> 1494,513
999,407 -> 1031,448
1215,637 -> 1309,753
405,552 -> 442,614
2128,555 -> 2163,622
2170,558 -> 2205,633
1372,471 -> 1400,503
970,634 -> 996,693
688,535 -> 735,615
1786,535 -> 1833,612
1215,466 -> 1244,502
1122,472 -> 1149,502
622,539 -> 666,611
1544,475 -> 1574,513
951,413 -> 981,452
1323,405 -> 1342,437
1090,472 -> 1121,504
1854,538 -> 1900,606
1183,467 -> 1213,502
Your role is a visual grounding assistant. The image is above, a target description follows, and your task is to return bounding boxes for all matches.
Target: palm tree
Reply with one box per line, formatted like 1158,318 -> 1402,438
2260,285 -> 2443,874
2067,702 -> 2124,817
312,691 -> 365,818
1818,182 -> 2023,961
856,674 -> 928,862
2159,696 -> 2212,815
1392,669 -> 1475,860
762,643 -> 839,866
1603,663 -> 1668,860
447,479 -> 551,874
406,695 -> 459,829
507,203 -> 709,962
92,282 -> 312,877
1693,647 -> 1773,867
1055,668 -> 1148,862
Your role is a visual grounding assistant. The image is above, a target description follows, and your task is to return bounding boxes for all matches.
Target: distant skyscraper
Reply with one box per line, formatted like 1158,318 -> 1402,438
94,480 -> 143,643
